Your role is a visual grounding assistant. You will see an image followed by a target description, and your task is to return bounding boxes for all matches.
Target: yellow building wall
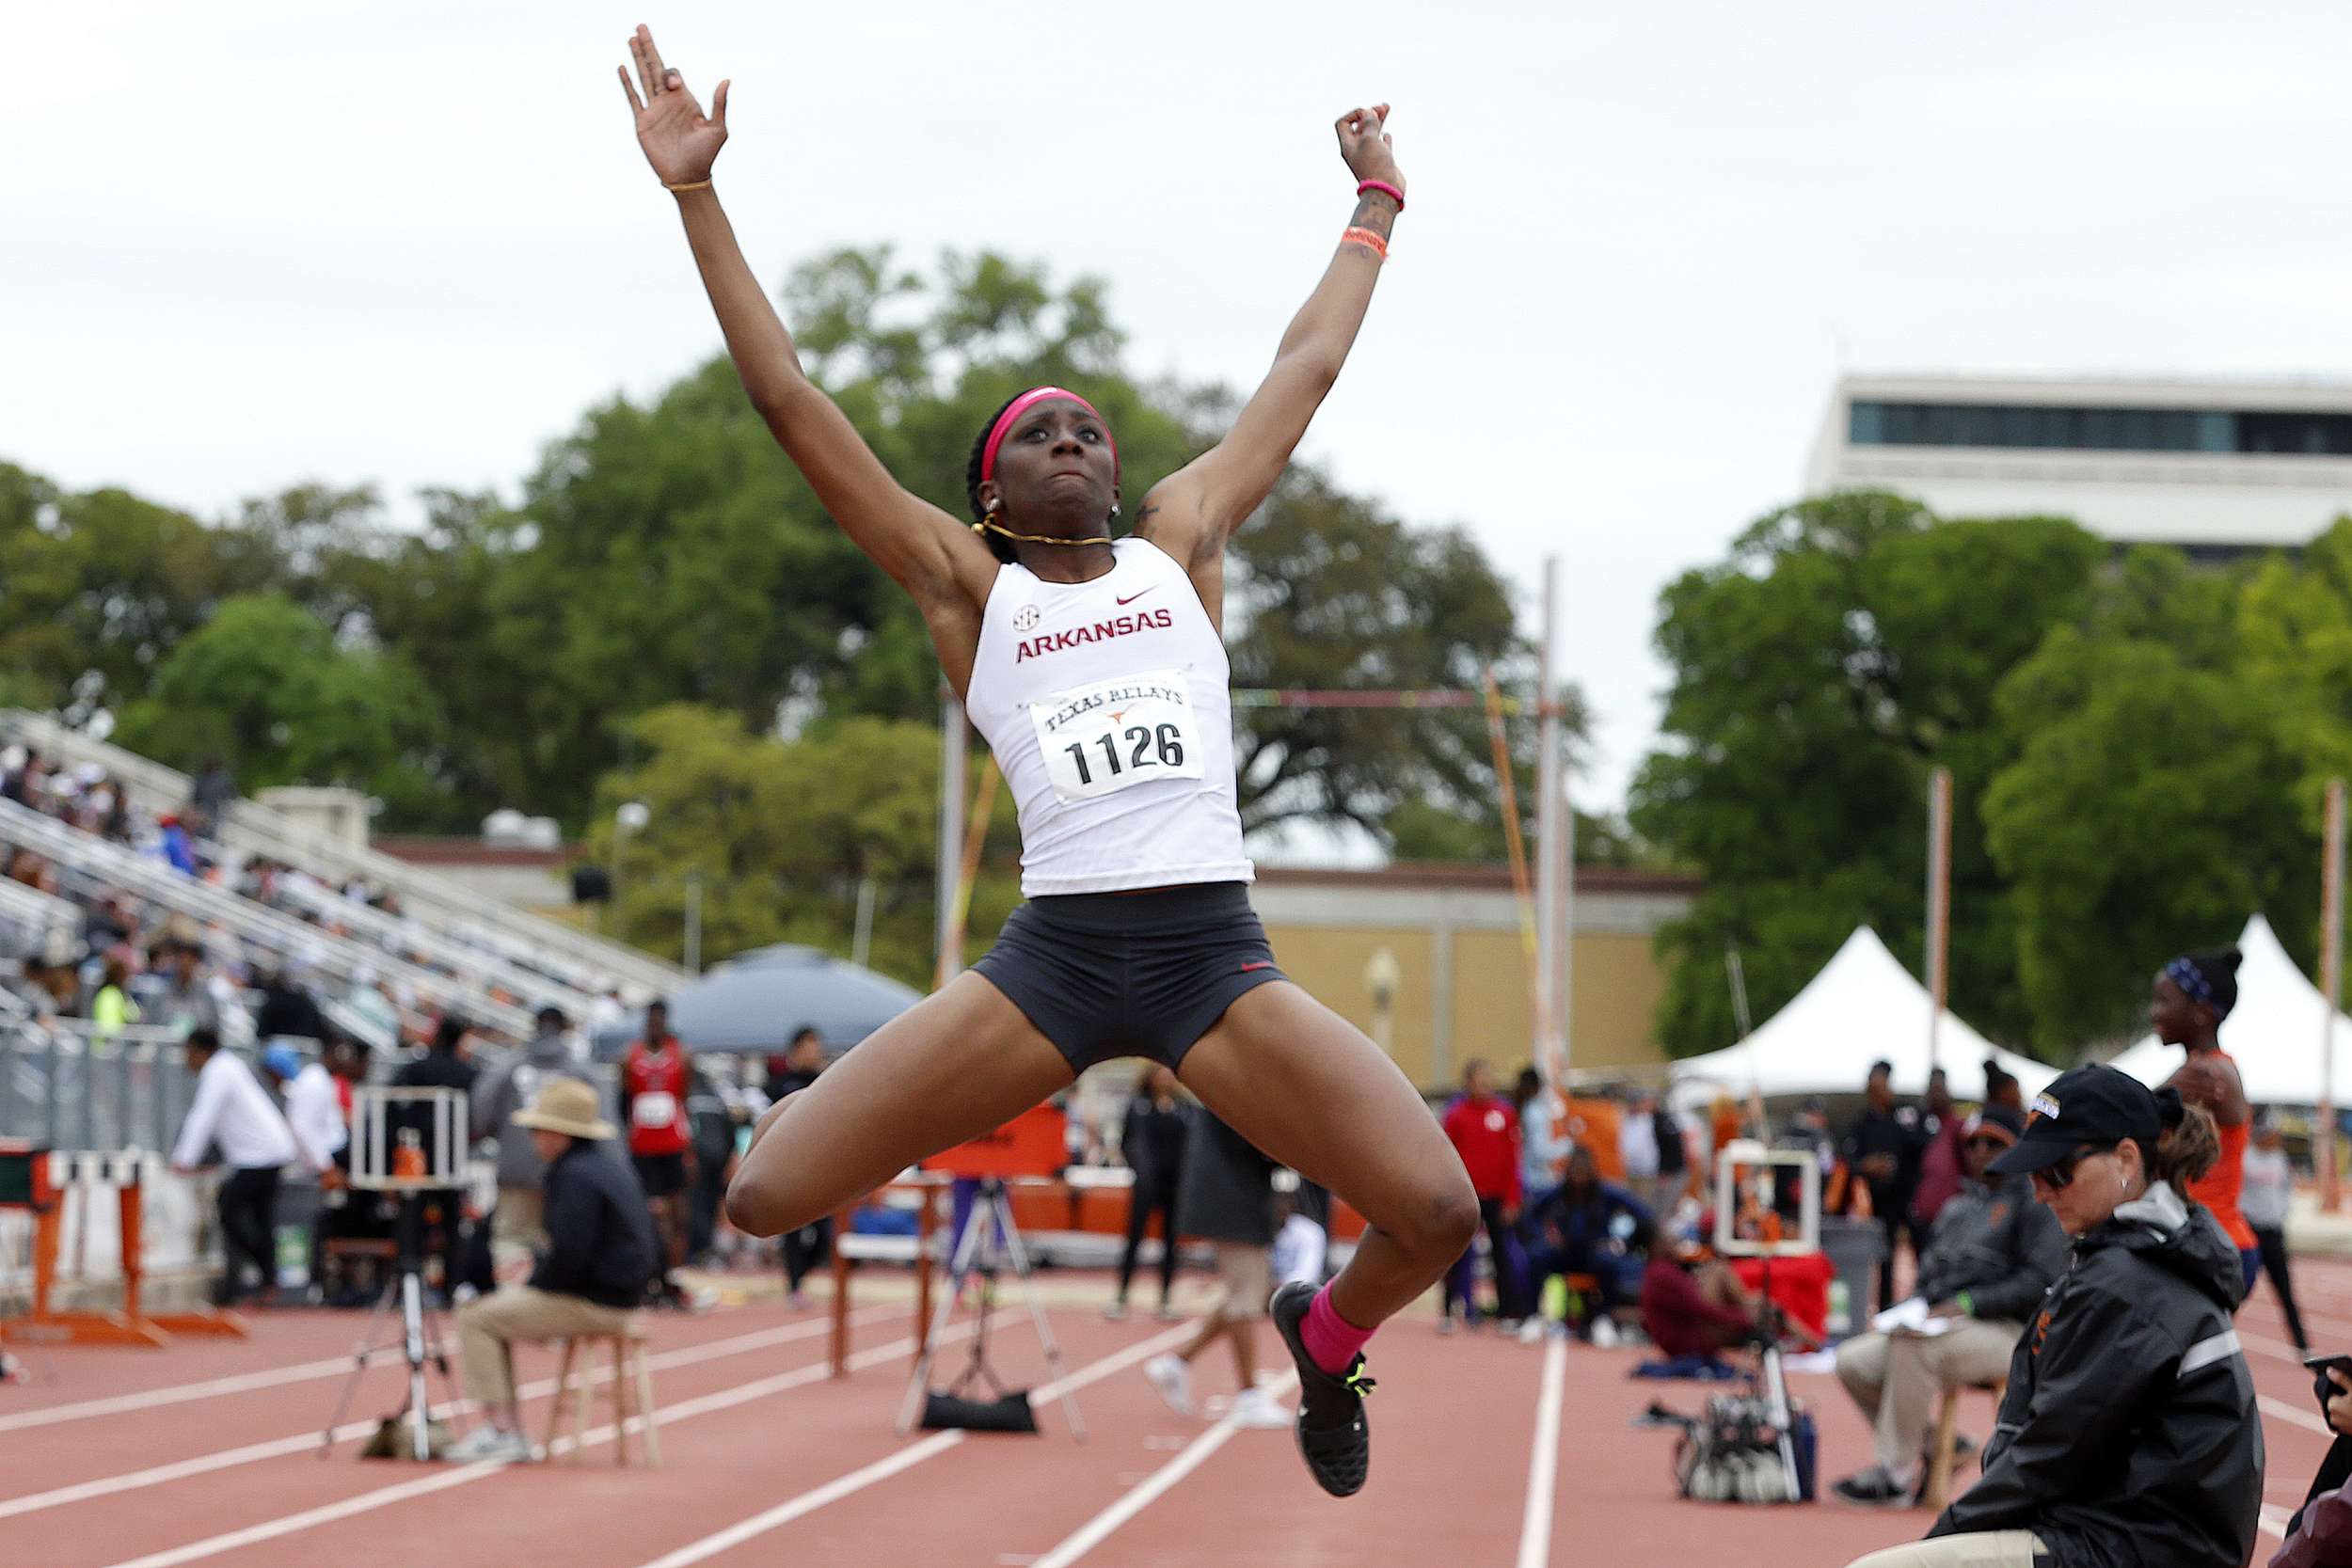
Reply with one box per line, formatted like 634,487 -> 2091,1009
1259,926 -> 1439,1087
1263,921 -> 1668,1092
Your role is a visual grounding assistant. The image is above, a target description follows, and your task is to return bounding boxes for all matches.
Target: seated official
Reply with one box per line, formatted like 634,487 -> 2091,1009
1843,1066 -> 2260,1568
1831,1104 -> 2067,1507
1640,1227 -> 1767,1362
444,1080 -> 658,1464
1524,1147 -> 1652,1341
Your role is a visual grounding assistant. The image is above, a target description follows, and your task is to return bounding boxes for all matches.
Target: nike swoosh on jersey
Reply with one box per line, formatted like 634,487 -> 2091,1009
1116,587 -> 1158,606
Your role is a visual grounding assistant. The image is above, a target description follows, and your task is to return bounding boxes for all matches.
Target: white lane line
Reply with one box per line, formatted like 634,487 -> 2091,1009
628,1322 -> 1200,1568
1025,1371 -> 1300,1568
0,1354 -> 379,1434
2263,1503 -> 2292,1542
94,1316 -> 983,1568
8,1307 -> 898,1526
2259,1394 -> 2334,1436
1515,1335 -> 1569,1568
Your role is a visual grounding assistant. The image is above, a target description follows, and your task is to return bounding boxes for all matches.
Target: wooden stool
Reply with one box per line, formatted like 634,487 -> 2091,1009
543,1319 -> 660,1466
1921,1376 -> 2004,1513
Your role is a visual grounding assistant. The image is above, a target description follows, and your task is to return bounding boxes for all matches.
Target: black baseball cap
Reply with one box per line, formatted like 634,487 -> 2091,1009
1987,1064 -> 2161,1177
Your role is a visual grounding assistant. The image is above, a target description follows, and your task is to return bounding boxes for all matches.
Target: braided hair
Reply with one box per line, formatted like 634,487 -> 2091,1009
964,392 -> 1024,565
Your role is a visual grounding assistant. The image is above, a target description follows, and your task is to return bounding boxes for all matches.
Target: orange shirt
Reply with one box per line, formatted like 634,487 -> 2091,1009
2190,1111 -> 2256,1252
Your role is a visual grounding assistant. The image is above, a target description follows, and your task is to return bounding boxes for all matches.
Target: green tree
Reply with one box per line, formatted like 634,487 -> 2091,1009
1983,624 -> 2312,1052
585,705 -> 1019,985
113,594 -> 445,818
1630,493 -> 2106,1055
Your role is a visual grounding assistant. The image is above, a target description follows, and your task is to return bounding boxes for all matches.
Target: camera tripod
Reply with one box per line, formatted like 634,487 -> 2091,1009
320,1193 -> 461,1462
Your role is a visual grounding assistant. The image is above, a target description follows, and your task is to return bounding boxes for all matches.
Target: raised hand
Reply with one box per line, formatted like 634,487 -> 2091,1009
617,24 -> 728,187
1335,104 -> 1404,201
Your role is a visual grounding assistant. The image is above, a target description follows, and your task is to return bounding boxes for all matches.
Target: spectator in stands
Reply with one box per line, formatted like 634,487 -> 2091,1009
2242,1112 -> 2308,1352
621,1000 -> 698,1309
1142,1110 -> 1289,1430
1107,1064 -> 1190,1322
1842,1060 -> 1927,1313
152,940 -> 223,1037
1639,1227 -> 1766,1365
89,955 -> 140,1041
1439,1058 -> 1529,1332
443,1079 -> 658,1464
170,1027 -> 300,1307
765,1027 -> 830,1309
255,966 -> 328,1048
396,1017 -> 481,1302
0,747 -> 38,805
472,1006 -> 597,1277
1829,1103 -> 2067,1507
1845,1066 -> 2258,1568
188,756 -> 236,839
1523,1146 -> 1651,1346
1909,1068 -> 1965,1230
156,814 -> 199,876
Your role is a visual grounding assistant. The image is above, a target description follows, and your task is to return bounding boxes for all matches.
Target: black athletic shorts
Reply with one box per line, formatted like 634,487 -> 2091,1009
632,1151 -> 689,1197
972,881 -> 1288,1073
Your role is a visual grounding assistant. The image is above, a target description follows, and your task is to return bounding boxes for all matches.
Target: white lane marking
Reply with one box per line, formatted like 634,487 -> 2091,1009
627,1322 -> 1199,1568
0,1354 -> 378,1434
2259,1394 -> 2334,1436
1025,1372 -> 1300,1568
1515,1336 -> 1569,1568
94,1318 -> 978,1568
2,1307 -> 900,1522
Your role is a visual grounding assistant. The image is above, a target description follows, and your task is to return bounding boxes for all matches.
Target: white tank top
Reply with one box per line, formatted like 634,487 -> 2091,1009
966,537 -> 1253,896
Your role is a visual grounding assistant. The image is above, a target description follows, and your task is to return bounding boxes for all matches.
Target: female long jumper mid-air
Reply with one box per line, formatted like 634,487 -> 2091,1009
617,24 -> 1476,1497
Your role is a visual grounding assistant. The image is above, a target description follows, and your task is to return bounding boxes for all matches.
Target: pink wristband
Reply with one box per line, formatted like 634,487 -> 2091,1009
1356,179 -> 1406,213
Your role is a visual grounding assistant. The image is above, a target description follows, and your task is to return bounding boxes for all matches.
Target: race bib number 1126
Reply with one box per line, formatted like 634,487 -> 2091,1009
1028,668 -> 1206,802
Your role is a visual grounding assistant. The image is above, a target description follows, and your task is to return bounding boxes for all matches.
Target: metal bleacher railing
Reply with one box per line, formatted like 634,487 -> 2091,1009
0,798 -> 534,1041
0,710 -> 686,997
0,875 -> 79,955
0,1020 -> 198,1151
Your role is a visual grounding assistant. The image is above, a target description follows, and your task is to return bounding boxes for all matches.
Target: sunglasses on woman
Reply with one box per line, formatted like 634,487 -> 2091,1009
2030,1141 -> 2120,1192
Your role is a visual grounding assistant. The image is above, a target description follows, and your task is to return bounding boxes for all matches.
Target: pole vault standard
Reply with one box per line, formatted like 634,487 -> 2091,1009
1924,767 -> 1952,1078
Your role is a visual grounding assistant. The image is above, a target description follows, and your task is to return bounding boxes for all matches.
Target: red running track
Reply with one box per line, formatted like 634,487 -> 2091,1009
2,1260 -> 2345,1568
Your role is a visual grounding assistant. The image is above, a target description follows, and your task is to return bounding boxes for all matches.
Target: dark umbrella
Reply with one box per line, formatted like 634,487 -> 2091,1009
591,944 -> 922,1060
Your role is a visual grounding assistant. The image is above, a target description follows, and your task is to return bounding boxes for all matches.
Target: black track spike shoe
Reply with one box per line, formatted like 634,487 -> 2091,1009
1269,1280 -> 1375,1497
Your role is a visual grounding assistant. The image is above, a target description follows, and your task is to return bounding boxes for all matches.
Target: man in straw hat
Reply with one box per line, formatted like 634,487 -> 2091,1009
444,1078 -> 658,1463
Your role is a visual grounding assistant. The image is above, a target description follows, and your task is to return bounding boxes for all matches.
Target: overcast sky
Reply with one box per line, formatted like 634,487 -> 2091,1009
12,1 -> 2352,819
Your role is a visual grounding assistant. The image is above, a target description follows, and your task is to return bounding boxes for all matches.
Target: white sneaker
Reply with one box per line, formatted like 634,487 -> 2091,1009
1143,1354 -> 1195,1417
1229,1386 -> 1294,1429
443,1425 -> 534,1464
1437,1313 -> 1460,1337
1102,1300 -> 1129,1322
1589,1316 -> 1620,1350
1518,1317 -> 1546,1346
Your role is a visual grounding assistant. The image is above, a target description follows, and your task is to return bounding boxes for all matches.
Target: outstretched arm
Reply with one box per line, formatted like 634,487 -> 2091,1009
1140,105 -> 1406,567
617,27 -> 987,604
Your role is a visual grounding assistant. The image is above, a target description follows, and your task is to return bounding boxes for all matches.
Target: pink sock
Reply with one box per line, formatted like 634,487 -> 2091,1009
1301,1283 -> 1375,1374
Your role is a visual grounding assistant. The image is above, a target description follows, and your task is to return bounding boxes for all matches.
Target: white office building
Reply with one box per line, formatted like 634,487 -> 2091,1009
1807,374 -> 2352,554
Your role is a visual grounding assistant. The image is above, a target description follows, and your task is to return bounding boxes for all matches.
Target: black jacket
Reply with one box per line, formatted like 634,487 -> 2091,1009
1120,1094 -> 1190,1192
1931,1181 -> 2262,1568
530,1141 -> 659,1309
1914,1172 -> 2069,1326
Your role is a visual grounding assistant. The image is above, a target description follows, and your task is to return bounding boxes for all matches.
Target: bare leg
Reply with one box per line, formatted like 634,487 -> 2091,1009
1176,1303 -> 1233,1365
1230,1319 -> 1260,1390
1177,982 -> 1478,1329
724,973 -> 1074,1236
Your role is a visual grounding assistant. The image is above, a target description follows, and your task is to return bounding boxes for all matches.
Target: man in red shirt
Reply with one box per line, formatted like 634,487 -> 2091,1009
1438,1059 -> 1527,1328
621,1000 -> 695,1308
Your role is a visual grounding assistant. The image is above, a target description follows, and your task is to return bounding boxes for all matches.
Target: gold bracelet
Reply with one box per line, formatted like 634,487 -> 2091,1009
664,179 -> 712,194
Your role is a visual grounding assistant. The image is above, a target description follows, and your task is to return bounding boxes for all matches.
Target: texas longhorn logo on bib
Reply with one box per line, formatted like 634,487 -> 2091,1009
1029,668 -> 1206,802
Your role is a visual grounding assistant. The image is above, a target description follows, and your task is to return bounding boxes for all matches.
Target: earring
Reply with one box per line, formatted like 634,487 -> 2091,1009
1109,503 -> 1121,521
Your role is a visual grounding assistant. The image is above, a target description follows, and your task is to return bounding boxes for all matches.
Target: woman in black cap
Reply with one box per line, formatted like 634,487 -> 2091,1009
1841,1064 -> 2261,1568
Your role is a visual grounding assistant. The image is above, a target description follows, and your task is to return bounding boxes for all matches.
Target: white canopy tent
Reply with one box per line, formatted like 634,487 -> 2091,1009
1670,927 -> 2058,1105
2107,914 -> 2350,1107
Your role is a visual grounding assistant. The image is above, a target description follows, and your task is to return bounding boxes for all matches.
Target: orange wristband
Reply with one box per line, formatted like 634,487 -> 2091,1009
1342,226 -> 1389,261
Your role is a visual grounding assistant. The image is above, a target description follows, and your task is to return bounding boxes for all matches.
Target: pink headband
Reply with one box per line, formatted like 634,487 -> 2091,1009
978,386 -> 1118,484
